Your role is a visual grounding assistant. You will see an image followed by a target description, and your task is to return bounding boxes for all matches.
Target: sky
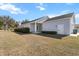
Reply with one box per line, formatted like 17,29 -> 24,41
0,3 -> 79,24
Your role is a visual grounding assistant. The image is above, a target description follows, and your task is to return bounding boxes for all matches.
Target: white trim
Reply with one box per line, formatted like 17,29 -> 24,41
35,22 -> 37,33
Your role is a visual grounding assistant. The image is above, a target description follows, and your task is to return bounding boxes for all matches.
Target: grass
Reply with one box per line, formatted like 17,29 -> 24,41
0,30 -> 79,56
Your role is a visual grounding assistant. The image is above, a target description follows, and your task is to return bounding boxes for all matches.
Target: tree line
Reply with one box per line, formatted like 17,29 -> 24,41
0,16 -> 19,31
0,16 -> 30,31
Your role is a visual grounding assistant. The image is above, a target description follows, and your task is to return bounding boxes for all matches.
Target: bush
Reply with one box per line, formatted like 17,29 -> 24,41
73,29 -> 77,34
41,31 -> 57,34
14,27 -> 30,33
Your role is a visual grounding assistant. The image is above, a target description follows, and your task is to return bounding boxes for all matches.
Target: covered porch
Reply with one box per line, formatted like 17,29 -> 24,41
30,22 -> 42,33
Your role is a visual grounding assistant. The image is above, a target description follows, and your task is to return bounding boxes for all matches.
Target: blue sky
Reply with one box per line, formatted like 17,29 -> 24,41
0,3 -> 79,23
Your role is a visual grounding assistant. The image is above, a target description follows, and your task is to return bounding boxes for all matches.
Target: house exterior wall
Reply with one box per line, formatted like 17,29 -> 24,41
42,17 -> 74,35
18,23 -> 30,28
17,14 -> 75,35
69,16 -> 75,34
30,23 -> 35,33
29,16 -> 49,33
18,23 -> 32,32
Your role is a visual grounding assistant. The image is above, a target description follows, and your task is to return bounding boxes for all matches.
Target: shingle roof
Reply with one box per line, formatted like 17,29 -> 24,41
28,13 -> 74,23
46,13 -> 74,21
30,16 -> 46,22
30,16 -> 49,23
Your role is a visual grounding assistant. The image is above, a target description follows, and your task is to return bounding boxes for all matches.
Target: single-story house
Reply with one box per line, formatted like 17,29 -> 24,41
75,24 -> 79,29
18,13 -> 75,35
75,24 -> 79,33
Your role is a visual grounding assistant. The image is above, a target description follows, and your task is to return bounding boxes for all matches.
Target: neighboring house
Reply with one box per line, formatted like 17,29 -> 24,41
75,24 -> 79,33
18,13 -> 75,35
75,24 -> 79,29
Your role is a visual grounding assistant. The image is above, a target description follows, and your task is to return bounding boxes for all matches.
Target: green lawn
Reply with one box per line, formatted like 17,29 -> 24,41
0,30 -> 79,56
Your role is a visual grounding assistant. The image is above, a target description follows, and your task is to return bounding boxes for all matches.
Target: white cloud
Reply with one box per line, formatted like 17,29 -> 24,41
0,3 -> 28,14
36,3 -> 45,11
36,6 -> 45,11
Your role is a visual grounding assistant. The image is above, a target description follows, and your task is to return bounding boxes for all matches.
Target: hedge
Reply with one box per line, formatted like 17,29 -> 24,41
41,31 -> 57,34
14,27 -> 30,33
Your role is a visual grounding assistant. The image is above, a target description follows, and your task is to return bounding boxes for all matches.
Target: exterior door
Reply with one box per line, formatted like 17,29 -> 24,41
57,24 -> 64,34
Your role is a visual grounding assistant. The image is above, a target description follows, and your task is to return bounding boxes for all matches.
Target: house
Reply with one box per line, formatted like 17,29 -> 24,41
18,22 -> 30,28
75,24 -> 79,33
75,24 -> 79,29
18,13 -> 75,35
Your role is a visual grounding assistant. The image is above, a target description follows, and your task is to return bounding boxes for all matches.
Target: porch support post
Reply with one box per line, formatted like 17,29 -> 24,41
35,21 -> 37,33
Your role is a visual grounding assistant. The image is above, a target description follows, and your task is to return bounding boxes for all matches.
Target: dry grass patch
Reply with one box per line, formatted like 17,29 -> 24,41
0,30 -> 79,55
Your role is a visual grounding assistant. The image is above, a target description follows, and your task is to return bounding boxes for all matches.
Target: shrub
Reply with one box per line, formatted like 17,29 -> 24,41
14,27 -> 30,33
73,29 -> 77,34
41,31 -> 57,34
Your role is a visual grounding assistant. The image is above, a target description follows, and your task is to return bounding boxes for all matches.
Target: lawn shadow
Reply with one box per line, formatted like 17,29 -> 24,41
13,31 -> 31,35
35,33 -> 68,39
13,31 -> 68,39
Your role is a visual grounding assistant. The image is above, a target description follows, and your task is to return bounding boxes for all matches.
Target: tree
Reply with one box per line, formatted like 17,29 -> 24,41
3,16 -> 10,30
0,19 -> 3,29
21,19 -> 29,24
0,16 -> 18,30
0,16 -> 4,29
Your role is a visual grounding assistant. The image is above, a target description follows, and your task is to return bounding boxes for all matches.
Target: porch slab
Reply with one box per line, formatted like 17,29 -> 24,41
77,33 -> 79,35
70,33 -> 79,37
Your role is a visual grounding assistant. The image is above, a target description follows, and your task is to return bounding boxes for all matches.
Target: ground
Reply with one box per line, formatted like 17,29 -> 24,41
0,30 -> 79,56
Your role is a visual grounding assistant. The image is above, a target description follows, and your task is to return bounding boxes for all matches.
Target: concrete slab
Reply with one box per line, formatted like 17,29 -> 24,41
70,34 -> 78,37
77,33 -> 79,35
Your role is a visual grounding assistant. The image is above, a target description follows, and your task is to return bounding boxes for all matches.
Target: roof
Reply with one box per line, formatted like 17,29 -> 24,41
30,16 -> 46,22
30,16 -> 49,23
22,13 -> 74,24
46,13 -> 74,21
